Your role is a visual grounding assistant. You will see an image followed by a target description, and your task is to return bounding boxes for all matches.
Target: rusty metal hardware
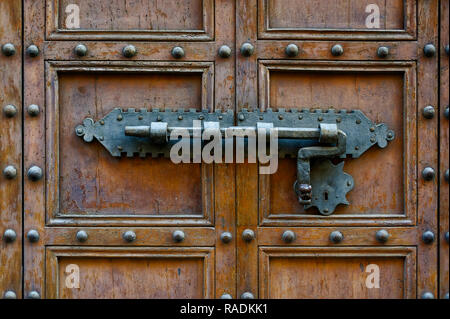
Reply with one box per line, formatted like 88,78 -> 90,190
3,165 -> 17,179
173,230 -> 185,243
3,229 -> 17,243
376,230 -> 390,243
331,44 -> 344,56
240,43 -> 254,57
27,291 -> 41,299
171,46 -> 185,59
421,292 -> 434,299
242,229 -> 255,242
2,43 -> 16,56
422,167 -> 435,181
422,231 -> 435,244
76,108 -> 394,216
423,44 -> 436,57
241,292 -> 254,299
218,45 -> 232,58
123,231 -> 136,243
26,44 -> 39,57
377,46 -> 389,58
285,44 -> 299,57
3,104 -> 17,118
74,44 -> 88,57
422,105 -> 435,119
27,230 -> 40,243
329,231 -> 344,244
122,45 -> 137,58
3,291 -> 17,299
27,166 -> 43,181
76,230 -> 88,243
282,230 -> 296,243
220,232 -> 233,244
221,293 -> 233,299
27,104 -> 40,117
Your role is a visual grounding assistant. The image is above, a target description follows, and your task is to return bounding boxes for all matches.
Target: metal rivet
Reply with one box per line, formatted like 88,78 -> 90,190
218,45 -> 232,58
282,230 -> 296,243
76,230 -> 88,243
3,291 -> 17,299
376,230 -> 390,243
329,231 -> 344,244
445,106 -> 449,119
117,114 -> 123,121
3,104 -> 17,118
123,231 -> 136,243
336,117 -> 341,123
423,44 -> 436,58
377,46 -> 389,58
356,119 -> 361,124
198,115 -> 204,120
446,45 -> 450,56
421,292 -> 434,299
331,44 -> 344,56
370,137 -> 376,143
220,232 -> 233,244
171,46 -> 185,59
240,43 -> 254,57
285,44 -> 299,57
422,231 -> 435,244
370,127 -> 375,132
444,231 -> 449,244
445,169 -> 449,183
27,291 -> 41,299
26,45 -> 39,57
27,230 -> 40,243
318,116 -> 323,122
178,115 -> 183,120
241,292 -> 254,299
238,113 -> 245,121
3,229 -> 17,243
27,166 -> 43,181
122,45 -> 137,58
279,114 -> 284,120
74,44 -> 87,57
422,105 -> 435,119
242,229 -> 255,242
117,146 -> 123,151
2,43 -> 16,56
173,230 -> 185,243
221,293 -> 233,299
3,165 -> 17,180
27,104 -> 40,117
422,167 -> 435,181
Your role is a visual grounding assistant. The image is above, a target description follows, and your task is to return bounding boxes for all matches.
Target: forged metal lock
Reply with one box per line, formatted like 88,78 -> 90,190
76,108 -> 394,216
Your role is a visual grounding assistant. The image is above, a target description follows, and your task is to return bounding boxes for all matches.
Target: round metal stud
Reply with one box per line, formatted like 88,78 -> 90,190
423,44 -> 436,58
26,45 -> 39,57
377,46 -> 389,58
171,46 -> 185,59
282,230 -> 296,243
27,166 -> 43,181
221,293 -> 233,299
3,104 -> 17,118
421,292 -> 434,299
122,45 -> 137,58
285,44 -> 299,57
241,292 -> 254,299
422,105 -> 435,119
3,291 -> 17,299
220,232 -> 233,244
242,229 -> 255,242
27,230 -> 40,243
422,231 -> 435,245
422,167 -> 435,181
76,230 -> 88,243
27,291 -> 41,299
240,43 -> 254,57
376,230 -> 390,243
27,104 -> 40,117
2,43 -> 16,56
329,231 -> 344,244
331,44 -> 344,56
173,230 -> 185,243
123,231 -> 136,243
3,229 -> 17,243
74,44 -> 88,57
3,165 -> 17,180
445,231 -> 449,244
218,45 -> 232,58
445,106 -> 449,119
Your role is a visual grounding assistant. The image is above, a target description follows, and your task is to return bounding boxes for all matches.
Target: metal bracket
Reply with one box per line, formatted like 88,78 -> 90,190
75,107 -> 395,215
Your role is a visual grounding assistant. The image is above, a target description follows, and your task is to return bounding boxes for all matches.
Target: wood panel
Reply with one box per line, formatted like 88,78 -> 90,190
0,0 -> 22,299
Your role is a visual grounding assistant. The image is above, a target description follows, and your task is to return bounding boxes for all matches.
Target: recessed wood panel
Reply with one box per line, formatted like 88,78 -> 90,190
46,0 -> 214,40
260,247 -> 416,299
258,0 -> 416,40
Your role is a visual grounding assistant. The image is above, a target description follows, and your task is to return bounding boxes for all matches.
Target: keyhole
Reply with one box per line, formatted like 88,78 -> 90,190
324,191 -> 329,201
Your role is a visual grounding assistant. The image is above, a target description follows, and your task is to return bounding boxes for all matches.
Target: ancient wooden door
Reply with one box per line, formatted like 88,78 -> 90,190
0,0 -> 448,299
